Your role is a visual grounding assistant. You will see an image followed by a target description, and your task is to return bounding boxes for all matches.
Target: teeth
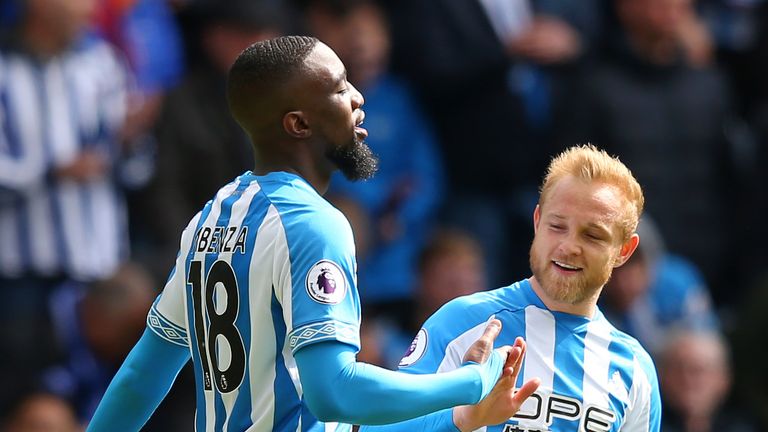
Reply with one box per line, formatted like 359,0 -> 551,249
555,261 -> 580,270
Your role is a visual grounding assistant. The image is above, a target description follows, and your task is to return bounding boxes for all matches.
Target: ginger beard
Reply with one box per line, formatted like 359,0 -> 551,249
528,236 -> 615,306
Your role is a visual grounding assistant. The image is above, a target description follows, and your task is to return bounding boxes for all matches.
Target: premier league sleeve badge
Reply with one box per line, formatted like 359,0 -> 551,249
305,260 -> 348,305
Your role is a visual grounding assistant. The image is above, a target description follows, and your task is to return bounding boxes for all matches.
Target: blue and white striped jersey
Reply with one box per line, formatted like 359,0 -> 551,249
147,171 -> 361,432
0,36 -> 128,280
399,279 -> 661,432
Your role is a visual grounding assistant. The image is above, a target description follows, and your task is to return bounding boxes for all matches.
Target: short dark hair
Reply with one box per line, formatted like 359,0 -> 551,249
226,35 -> 319,131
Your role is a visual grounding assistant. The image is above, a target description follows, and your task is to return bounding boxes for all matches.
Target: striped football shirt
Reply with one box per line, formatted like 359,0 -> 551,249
147,171 -> 361,431
0,36 -> 129,281
398,279 -> 661,432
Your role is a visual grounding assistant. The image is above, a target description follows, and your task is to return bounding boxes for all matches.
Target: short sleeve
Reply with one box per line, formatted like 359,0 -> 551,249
147,265 -> 189,347
145,214 -> 201,348
282,206 -> 361,355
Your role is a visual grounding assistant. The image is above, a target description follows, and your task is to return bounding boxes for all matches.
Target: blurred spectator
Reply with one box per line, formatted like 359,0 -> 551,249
412,228 -> 487,326
0,0 -> 129,413
3,392 -> 80,432
564,0 -> 738,305
42,262 -> 194,430
133,0 -> 285,277
356,229 -> 487,369
600,217 -> 719,354
304,0 -> 445,320
382,0 -> 599,287
93,0 -> 184,145
42,263 -> 155,420
659,329 -> 758,432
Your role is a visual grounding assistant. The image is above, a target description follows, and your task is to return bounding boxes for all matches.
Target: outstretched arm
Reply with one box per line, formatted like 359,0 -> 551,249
294,320 -> 511,425
86,328 -> 191,432
358,337 -> 540,432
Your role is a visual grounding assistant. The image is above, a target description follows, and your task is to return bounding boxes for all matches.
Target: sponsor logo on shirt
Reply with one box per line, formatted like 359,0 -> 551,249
504,391 -> 617,432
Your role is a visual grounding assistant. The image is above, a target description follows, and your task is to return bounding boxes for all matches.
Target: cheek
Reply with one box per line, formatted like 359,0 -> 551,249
586,244 -> 618,268
530,235 -> 549,258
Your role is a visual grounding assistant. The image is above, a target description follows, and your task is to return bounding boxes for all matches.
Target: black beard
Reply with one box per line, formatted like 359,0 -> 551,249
327,139 -> 379,181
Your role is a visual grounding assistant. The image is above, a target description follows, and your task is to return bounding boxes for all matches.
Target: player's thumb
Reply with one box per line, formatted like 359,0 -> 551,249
463,318 -> 503,364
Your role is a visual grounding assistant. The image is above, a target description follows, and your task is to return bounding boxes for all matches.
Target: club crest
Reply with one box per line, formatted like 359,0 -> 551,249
305,260 -> 347,304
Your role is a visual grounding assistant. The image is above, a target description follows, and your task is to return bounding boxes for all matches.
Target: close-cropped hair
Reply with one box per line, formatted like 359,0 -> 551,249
226,35 -> 319,128
539,144 -> 645,241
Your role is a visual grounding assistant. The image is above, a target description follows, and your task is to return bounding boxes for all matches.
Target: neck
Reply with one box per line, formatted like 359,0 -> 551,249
253,155 -> 331,196
528,276 -> 599,318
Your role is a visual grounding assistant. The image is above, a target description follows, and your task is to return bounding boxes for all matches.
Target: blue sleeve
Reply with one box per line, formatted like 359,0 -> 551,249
86,328 -> 191,431
294,341 -> 504,425
278,203 -> 361,353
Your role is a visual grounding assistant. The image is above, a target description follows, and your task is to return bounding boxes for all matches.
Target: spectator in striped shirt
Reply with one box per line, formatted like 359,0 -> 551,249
0,0 -> 130,413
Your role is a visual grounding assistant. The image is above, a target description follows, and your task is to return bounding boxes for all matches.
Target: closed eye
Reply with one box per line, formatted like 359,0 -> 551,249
584,230 -> 608,242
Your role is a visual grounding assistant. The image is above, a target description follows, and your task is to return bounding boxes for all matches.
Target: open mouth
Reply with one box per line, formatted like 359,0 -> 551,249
552,260 -> 582,273
355,116 -> 368,138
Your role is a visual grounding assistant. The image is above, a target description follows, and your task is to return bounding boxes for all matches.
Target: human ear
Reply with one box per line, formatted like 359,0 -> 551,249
614,233 -> 640,267
283,111 -> 311,138
533,205 -> 541,233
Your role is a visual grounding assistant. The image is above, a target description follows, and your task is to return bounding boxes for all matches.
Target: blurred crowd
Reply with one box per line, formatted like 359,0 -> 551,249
1,0 -> 768,430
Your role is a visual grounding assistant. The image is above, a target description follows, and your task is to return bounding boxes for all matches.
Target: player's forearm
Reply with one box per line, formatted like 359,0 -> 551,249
296,342 -> 502,425
318,360 -> 482,423
87,329 -> 190,431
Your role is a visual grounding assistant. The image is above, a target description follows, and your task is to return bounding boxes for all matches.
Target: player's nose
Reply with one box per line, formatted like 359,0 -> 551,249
349,82 -> 364,109
557,235 -> 582,256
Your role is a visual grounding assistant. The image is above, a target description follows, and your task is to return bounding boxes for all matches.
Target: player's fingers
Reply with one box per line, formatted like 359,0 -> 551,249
502,346 -> 522,378
512,378 -> 541,405
462,318 -> 503,364
513,336 -> 524,349
510,339 -> 527,379
480,318 -> 503,343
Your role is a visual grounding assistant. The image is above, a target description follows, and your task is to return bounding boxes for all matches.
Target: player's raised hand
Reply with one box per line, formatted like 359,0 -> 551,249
453,337 -> 541,432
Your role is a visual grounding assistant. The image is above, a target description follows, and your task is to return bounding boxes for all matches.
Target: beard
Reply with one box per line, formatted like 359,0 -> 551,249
326,137 -> 379,181
529,241 -> 612,305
